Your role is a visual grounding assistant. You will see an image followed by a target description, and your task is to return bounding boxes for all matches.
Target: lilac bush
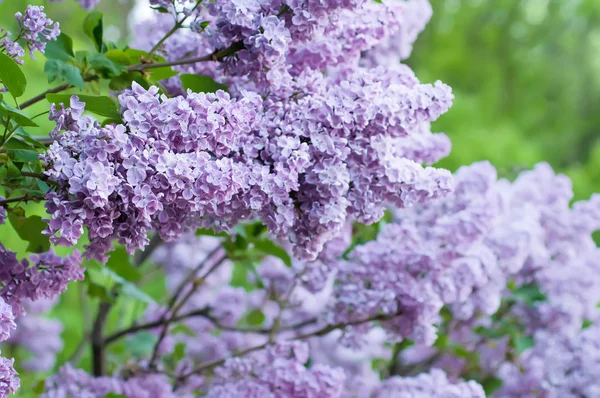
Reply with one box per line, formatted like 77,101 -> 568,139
0,0 -> 598,397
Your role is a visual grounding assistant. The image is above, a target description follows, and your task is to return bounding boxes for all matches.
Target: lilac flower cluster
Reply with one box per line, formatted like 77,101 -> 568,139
373,369 -> 485,398
42,364 -> 178,398
496,326 -> 600,397
326,162 -> 499,346
0,298 -> 19,398
0,244 -> 84,316
6,298 -> 63,372
206,342 -> 346,397
43,60 -> 453,262
0,6 -> 60,64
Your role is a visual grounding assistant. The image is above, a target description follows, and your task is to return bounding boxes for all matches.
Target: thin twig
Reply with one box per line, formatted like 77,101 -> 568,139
0,194 -> 44,206
20,41 -> 243,110
148,253 -> 227,369
176,310 -> 403,381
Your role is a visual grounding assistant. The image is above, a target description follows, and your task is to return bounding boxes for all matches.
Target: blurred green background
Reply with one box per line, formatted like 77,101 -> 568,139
2,0 -> 600,394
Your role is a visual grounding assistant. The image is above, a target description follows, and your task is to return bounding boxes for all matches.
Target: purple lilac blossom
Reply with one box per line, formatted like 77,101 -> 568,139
326,162 -> 499,346
0,245 -> 84,316
495,326 -> 600,397
43,65 -> 453,262
206,342 -> 346,398
373,369 -> 485,398
42,363 -> 180,398
14,5 -> 60,59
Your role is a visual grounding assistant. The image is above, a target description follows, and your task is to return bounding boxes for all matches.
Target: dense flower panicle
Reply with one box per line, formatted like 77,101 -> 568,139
495,326 -> 600,398
326,162 -> 498,346
43,60 -> 453,262
373,369 -> 485,398
42,364 -> 178,398
0,356 -> 19,398
0,244 -> 84,316
7,298 -> 63,372
363,0 -> 433,66
206,342 -> 346,398
0,298 -> 18,398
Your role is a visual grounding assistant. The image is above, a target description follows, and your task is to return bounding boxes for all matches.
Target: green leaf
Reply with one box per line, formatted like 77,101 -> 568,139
195,228 -> 228,238
86,53 -> 126,78
13,130 -> 46,149
86,280 -> 115,302
0,102 -> 38,127
8,209 -> 51,253
473,326 -> 506,339
44,60 -> 85,89
7,149 -> 39,162
104,49 -> 132,66
148,66 -> 178,82
171,324 -> 196,337
510,283 -> 547,306
180,74 -> 227,93
108,72 -> 148,91
106,246 -> 142,282
127,331 -> 158,357
106,394 -> 127,398
0,53 -> 27,98
83,12 -> 104,52
245,309 -> 266,326
33,380 -> 46,394
101,267 -> 156,304
45,34 -> 75,62
171,342 -> 187,362
511,335 -> 534,354
46,94 -> 121,119
250,238 -> 292,267
481,376 -> 503,395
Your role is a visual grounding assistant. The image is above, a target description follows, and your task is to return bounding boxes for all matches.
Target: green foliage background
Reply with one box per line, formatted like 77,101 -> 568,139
1,0 -> 600,394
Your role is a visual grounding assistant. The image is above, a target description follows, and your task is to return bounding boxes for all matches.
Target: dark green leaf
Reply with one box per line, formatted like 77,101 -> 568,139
44,60 -> 85,89
8,210 -> 51,253
108,72 -> 149,91
0,102 -> 38,127
45,34 -> 75,61
46,94 -> 121,119
0,53 -> 27,98
86,53 -> 126,78
195,228 -> 228,238
106,246 -> 142,282
473,326 -> 506,339
86,280 -> 115,302
481,376 -> 503,395
14,130 -> 46,149
510,283 -> 547,306
180,74 -> 227,93
106,394 -> 127,398
83,12 -> 104,52
250,238 -> 292,267
33,380 -> 46,394
101,267 -> 156,304
7,149 -> 39,162
172,342 -> 186,362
